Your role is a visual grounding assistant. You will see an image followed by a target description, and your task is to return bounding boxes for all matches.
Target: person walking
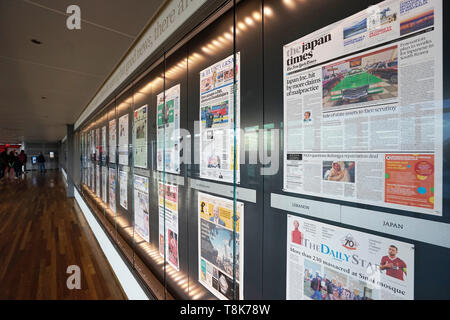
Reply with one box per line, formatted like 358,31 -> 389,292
37,152 -> 46,173
0,150 -> 7,180
7,151 -> 16,178
18,150 -> 27,174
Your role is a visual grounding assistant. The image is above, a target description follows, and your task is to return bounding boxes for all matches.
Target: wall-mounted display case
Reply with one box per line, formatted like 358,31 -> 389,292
72,0 -> 450,300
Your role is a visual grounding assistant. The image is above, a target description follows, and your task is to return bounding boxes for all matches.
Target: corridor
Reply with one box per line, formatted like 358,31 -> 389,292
0,171 -> 125,299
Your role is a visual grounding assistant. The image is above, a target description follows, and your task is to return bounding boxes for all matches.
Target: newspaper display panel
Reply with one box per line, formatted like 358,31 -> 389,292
199,53 -> 240,183
134,105 -> 148,168
283,0 -> 443,216
119,170 -> 128,210
101,126 -> 106,162
157,85 -> 181,174
96,164 -> 100,197
286,215 -> 414,300
198,192 -> 244,300
134,175 -> 150,242
158,182 -> 179,271
118,114 -> 129,166
108,168 -> 116,213
102,166 -> 107,203
109,119 -> 116,163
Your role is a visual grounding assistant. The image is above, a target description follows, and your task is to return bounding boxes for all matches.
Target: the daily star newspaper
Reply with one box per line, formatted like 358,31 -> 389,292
199,53 -> 240,183
95,164 -> 100,197
102,166 -> 107,204
286,215 -> 414,300
118,114 -> 129,166
157,84 -> 181,174
119,170 -> 128,210
108,168 -> 116,213
134,175 -> 150,242
158,182 -> 179,271
101,126 -> 106,162
134,105 -> 148,168
283,0 -> 443,216
198,193 -> 244,300
109,119 -> 116,163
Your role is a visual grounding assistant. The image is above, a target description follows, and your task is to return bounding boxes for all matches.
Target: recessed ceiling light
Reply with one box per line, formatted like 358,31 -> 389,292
31,39 -> 42,45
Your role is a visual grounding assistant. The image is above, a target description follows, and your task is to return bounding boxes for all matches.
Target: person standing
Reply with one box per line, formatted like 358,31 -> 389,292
18,150 -> 27,174
310,275 -> 322,300
291,220 -> 303,245
37,152 -> 46,173
380,245 -> 407,280
7,151 -> 16,178
0,151 -> 7,180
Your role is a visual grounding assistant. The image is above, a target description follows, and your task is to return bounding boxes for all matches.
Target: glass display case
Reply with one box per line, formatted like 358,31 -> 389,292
73,0 -> 450,300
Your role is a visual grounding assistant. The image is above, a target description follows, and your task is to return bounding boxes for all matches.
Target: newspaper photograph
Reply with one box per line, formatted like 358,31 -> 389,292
199,53 -> 240,183
157,84 -> 181,174
118,114 -> 129,166
198,192 -> 244,300
108,167 -> 116,213
283,0 -> 442,215
119,170 -> 128,210
134,105 -> 148,168
286,215 -> 414,300
158,182 -> 179,271
109,119 -> 116,163
134,175 -> 150,242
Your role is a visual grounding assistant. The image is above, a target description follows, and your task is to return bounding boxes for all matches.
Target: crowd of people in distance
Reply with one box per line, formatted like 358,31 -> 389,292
0,150 -> 46,182
308,273 -> 369,300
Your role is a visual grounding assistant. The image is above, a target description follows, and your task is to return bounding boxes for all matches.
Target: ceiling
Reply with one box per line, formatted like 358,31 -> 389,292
0,0 -> 164,143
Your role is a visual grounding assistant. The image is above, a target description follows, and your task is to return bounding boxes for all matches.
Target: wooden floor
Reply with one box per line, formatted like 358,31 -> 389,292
0,170 -> 127,299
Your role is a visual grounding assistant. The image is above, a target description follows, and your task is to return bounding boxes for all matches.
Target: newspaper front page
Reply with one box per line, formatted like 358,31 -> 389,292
108,168 -> 116,213
134,175 -> 150,242
283,0 -> 443,215
158,182 -> 180,271
118,114 -> 129,166
198,192 -> 244,300
157,84 -> 181,174
134,105 -> 148,168
286,215 -> 414,300
199,53 -> 240,183
109,119 -> 116,163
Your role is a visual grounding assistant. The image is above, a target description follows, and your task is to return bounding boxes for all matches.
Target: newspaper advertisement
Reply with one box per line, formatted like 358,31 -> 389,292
157,84 -> 181,174
283,0 -> 443,215
101,126 -> 106,162
198,192 -> 244,300
118,114 -> 129,166
95,164 -> 100,197
134,175 -> 150,242
102,166 -> 107,203
109,119 -> 116,163
199,53 -> 240,183
134,105 -> 148,168
158,182 -> 179,271
286,214 -> 414,300
108,168 -> 116,213
119,170 -> 128,210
